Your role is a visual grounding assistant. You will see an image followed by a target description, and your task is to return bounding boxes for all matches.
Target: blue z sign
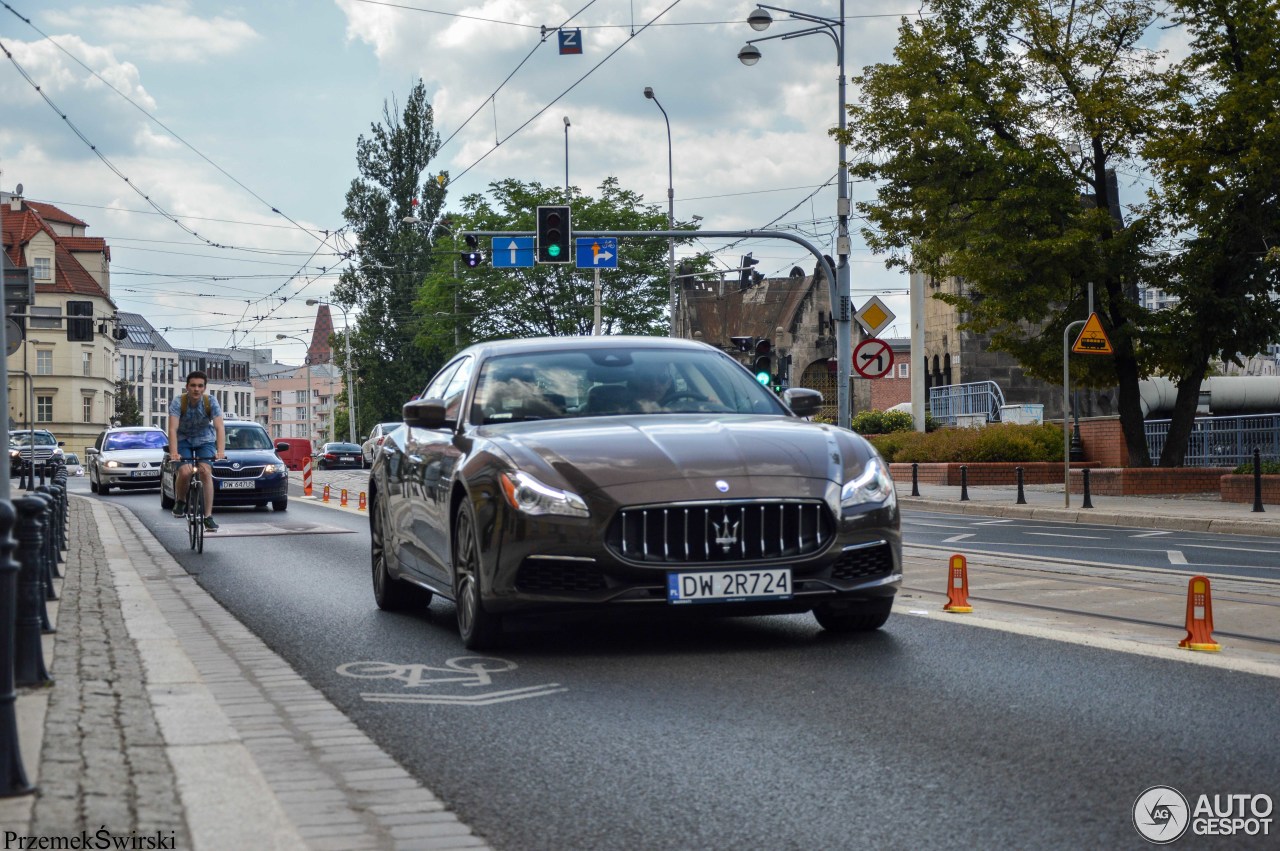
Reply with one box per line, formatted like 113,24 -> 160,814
558,28 -> 582,55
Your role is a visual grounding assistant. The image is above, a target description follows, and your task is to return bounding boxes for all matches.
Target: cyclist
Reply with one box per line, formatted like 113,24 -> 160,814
167,370 -> 226,532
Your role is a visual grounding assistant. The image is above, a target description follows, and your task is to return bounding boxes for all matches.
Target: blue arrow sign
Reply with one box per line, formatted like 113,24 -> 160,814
490,237 -> 535,268
575,237 -> 618,269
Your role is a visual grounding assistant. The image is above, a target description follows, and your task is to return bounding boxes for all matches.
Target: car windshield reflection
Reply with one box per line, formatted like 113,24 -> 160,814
470,348 -> 785,425
104,431 -> 168,451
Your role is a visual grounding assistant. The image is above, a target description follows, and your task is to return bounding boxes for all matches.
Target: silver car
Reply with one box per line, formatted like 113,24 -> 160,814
87,426 -> 167,494
361,422 -> 402,468
63,452 -> 85,477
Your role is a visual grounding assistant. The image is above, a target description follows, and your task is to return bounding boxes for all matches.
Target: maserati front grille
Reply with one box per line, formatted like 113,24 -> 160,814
606,500 -> 833,565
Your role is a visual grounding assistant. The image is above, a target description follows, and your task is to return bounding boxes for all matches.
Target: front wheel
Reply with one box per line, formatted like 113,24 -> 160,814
272,496 -> 288,512
371,498 -> 431,611
453,500 -> 503,650
160,487 -> 175,510
813,598 -> 893,633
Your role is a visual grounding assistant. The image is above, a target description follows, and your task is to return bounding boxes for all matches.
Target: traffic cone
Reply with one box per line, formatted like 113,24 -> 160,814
322,483 -> 330,503
302,457 -> 313,498
1178,575 -> 1221,652
340,488 -> 348,507
358,492 -> 367,511
942,553 -> 973,613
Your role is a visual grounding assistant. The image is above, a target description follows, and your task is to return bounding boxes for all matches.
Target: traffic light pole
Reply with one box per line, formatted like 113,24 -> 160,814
466,227 -> 847,429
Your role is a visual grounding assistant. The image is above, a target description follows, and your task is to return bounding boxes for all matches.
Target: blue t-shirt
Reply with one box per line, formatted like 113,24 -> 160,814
167,393 -> 223,446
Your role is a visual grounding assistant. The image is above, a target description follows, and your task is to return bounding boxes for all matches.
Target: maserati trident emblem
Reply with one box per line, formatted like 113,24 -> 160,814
713,514 -> 739,552
715,480 -> 730,493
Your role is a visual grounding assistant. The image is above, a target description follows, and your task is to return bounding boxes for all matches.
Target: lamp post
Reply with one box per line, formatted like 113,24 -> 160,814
563,116 -> 571,197
643,86 -> 677,337
275,334 -> 313,445
738,2 -> 852,429
304,299 -> 357,442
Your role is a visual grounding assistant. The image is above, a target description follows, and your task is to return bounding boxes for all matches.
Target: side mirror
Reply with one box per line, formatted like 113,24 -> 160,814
404,397 -> 448,430
57,441 -> 65,447
275,443 -> 291,453
86,447 -> 99,456
782,387 -> 823,418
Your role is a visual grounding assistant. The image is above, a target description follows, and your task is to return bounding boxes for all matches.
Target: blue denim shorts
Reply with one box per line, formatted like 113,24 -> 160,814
177,439 -> 215,463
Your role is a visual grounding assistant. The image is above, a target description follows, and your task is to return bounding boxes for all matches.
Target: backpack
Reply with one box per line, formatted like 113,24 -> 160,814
180,393 -> 212,420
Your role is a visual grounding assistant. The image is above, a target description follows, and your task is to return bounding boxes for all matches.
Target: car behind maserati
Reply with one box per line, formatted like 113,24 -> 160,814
369,336 -> 901,649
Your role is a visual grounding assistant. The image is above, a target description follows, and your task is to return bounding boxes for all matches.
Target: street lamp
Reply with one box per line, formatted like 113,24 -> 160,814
276,334 -> 313,446
738,1 -> 853,430
644,86 -> 678,337
305,299 -> 357,442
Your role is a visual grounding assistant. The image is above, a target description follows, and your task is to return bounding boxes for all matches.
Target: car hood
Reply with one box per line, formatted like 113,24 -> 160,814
482,415 -> 873,494
219,449 -> 282,467
100,449 -> 164,463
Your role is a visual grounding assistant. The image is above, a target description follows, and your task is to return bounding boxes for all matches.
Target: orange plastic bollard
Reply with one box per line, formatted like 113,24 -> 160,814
358,492 -> 367,511
322,484 -> 330,503
942,553 -> 973,613
1178,575 -> 1221,652
302,457 -> 313,497
340,488 -> 348,507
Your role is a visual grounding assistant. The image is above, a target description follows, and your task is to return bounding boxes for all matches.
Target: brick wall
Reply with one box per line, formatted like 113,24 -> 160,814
1219,475 -> 1280,505
1068,467 -> 1233,495
1077,416 -> 1129,466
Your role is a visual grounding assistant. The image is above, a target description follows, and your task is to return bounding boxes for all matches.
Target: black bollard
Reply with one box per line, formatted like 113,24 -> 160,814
1082,467 -> 1094,509
911,462 -> 920,497
960,465 -> 970,502
33,490 -> 57,604
48,482 -> 65,567
1016,466 -> 1027,505
1253,448 -> 1265,514
12,496 -> 51,687
0,499 -> 34,797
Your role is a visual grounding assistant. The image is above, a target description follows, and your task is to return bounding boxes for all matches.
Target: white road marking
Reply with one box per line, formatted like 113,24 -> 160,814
1025,532 -> 1109,540
943,533 -> 975,543
1167,550 -> 1188,564
975,519 -> 1015,525
1131,531 -> 1172,538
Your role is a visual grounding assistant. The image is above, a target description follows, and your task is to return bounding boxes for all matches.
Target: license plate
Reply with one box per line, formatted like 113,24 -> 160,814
220,480 -> 256,490
130,470 -> 159,478
667,568 -> 792,604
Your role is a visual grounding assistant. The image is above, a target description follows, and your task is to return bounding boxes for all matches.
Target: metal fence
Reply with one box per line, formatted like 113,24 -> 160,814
1145,413 -> 1280,467
928,381 -> 1006,427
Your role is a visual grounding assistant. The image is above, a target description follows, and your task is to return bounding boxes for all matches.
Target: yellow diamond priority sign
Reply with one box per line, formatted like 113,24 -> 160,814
855,296 -> 896,338
1072,312 -> 1113,355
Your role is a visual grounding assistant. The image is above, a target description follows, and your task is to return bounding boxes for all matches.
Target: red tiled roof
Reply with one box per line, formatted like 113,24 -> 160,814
24,200 -> 87,227
1,202 -> 112,301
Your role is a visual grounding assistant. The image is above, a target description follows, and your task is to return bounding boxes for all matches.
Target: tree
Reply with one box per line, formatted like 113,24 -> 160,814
333,80 -> 449,437
113,380 -> 143,426
414,177 -> 685,348
1141,0 -> 1280,464
840,0 -> 1164,464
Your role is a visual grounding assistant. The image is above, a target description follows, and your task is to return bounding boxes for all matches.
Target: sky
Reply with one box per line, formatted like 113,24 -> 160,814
0,1 -> 1182,366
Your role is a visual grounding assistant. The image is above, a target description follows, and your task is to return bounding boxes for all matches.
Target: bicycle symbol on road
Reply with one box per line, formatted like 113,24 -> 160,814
336,657 -> 566,706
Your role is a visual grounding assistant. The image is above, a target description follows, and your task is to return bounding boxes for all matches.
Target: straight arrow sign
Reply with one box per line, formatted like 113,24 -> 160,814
490,236 -> 535,268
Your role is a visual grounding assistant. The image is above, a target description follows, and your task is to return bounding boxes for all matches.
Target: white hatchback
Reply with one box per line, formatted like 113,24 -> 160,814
87,426 -> 168,495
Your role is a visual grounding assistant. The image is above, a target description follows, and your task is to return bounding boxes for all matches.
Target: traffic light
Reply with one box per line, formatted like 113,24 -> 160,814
66,300 -> 94,341
460,234 -> 484,268
537,205 -> 572,263
729,335 -> 754,353
739,253 -> 759,288
752,338 -> 772,385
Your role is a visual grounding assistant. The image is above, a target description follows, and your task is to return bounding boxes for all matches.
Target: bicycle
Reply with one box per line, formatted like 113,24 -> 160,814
179,457 -> 212,553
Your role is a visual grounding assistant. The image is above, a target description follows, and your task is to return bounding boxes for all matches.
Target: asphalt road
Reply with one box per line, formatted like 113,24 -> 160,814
80,480 -> 1280,849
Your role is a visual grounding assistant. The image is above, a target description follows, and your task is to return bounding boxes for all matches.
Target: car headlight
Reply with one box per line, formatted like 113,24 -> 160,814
261,463 -> 281,474
500,471 -> 589,518
105,460 -> 121,468
841,456 -> 896,509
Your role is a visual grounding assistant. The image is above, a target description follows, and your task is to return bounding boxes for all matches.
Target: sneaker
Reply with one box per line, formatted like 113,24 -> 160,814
203,516 -> 219,532
172,501 -> 186,517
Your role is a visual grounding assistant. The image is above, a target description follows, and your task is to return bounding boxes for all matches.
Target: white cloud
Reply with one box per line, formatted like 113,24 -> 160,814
44,1 -> 260,63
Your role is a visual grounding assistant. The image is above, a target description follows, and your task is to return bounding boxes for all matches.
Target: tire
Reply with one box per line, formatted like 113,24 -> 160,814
272,496 -> 288,512
89,475 -> 99,494
99,480 -> 110,495
371,497 -> 431,611
453,499 -> 503,650
812,598 -> 893,633
160,489 -> 174,510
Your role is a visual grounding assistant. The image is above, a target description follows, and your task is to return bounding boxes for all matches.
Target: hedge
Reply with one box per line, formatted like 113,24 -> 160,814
867,422 -> 1065,463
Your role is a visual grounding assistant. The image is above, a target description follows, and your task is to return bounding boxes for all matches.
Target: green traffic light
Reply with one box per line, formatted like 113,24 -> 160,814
548,244 -> 561,257
755,371 -> 770,385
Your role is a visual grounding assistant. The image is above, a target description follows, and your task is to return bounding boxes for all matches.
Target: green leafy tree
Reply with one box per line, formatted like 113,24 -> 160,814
1141,0 -> 1280,464
414,177 -> 683,348
112,380 -> 143,426
333,80 -> 449,436
840,0 -> 1163,464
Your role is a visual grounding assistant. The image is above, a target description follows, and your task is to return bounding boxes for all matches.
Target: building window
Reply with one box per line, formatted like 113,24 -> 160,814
272,391 -> 282,404
82,395 -> 93,423
36,349 -> 53,375
295,406 -> 307,420
33,257 -> 51,280
272,424 -> 282,439
82,351 -> 92,377
36,395 -> 53,423
29,306 -> 60,329
897,362 -> 909,379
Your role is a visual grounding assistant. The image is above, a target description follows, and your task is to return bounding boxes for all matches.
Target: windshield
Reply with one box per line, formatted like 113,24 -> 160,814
12,432 -> 56,446
225,425 -> 274,451
104,431 -> 167,451
64,454 -> 79,464
471,347 -> 788,425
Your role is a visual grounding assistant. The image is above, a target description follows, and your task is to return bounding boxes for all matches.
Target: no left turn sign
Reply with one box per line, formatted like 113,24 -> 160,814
853,338 -> 894,379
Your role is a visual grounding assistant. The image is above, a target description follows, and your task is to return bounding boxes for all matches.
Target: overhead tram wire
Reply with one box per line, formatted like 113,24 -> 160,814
0,1 -> 331,246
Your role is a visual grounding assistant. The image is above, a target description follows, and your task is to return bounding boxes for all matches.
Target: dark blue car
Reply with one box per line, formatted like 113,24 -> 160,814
160,421 -> 290,512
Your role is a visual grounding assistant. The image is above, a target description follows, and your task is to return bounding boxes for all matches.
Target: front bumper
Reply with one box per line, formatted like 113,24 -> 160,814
211,472 -> 290,505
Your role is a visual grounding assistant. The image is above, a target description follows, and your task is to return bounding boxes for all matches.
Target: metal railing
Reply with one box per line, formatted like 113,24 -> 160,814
1145,413 -> 1280,466
928,381 -> 1006,427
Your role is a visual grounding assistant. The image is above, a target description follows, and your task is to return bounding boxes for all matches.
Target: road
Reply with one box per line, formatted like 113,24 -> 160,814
69,477 -> 1280,849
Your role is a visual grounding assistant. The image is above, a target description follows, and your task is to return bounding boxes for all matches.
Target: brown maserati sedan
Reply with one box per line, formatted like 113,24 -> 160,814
368,336 -> 901,648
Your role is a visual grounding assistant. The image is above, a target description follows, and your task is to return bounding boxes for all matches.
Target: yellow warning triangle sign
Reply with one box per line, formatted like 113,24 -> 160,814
1072,312 -> 1113,355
